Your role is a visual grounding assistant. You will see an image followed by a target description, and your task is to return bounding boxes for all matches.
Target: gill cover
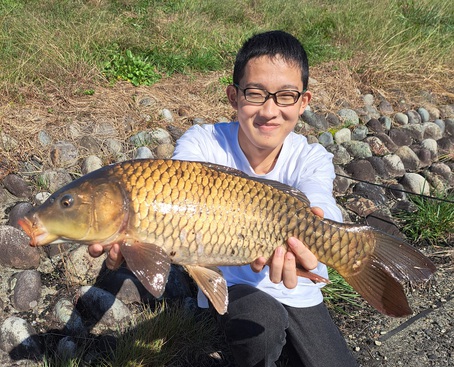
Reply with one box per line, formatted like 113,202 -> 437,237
27,175 -> 128,244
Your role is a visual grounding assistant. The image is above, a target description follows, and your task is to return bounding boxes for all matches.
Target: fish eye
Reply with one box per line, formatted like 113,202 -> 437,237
60,194 -> 74,208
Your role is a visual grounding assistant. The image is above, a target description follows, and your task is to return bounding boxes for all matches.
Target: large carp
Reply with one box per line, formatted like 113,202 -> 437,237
18,159 -> 436,316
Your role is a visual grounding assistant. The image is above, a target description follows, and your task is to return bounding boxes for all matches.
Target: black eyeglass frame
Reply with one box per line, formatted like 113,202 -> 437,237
233,83 -> 306,106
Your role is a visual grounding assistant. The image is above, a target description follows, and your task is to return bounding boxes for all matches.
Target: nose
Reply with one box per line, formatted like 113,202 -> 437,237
258,96 -> 280,118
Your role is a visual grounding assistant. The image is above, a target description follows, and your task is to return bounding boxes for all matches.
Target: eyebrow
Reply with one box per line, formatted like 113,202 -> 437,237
244,83 -> 301,91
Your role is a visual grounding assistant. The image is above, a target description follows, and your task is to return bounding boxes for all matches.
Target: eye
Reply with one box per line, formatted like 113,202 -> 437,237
60,194 -> 74,208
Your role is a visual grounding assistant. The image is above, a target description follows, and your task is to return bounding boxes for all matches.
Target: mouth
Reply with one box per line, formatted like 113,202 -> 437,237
18,216 -> 55,246
254,122 -> 281,132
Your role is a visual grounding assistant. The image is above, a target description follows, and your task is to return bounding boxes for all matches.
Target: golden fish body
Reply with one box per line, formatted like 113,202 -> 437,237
19,159 -> 436,316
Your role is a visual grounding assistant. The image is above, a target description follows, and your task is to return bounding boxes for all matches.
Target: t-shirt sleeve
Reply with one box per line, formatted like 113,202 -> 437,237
172,124 -> 211,162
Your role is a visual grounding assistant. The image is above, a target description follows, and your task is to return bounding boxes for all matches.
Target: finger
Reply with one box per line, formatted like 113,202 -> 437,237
282,251 -> 298,289
250,256 -> 267,273
269,246 -> 285,283
88,244 -> 105,258
287,237 -> 318,271
310,206 -> 324,218
105,243 -> 124,270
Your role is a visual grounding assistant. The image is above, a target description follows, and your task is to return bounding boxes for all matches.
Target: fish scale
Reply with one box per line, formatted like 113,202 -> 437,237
19,159 -> 436,316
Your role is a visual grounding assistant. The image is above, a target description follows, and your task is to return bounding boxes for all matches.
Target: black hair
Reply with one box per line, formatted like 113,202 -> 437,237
233,30 -> 309,91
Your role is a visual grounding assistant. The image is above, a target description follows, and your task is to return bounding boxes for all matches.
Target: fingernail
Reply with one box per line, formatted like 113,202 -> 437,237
275,246 -> 284,257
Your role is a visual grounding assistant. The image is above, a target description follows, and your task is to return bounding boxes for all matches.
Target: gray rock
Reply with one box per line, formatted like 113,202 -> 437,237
344,159 -> 377,182
333,166 -> 351,195
318,132 -> 334,147
104,138 -> 123,156
139,96 -> 156,107
439,104 -> 454,119
365,136 -> 390,156
429,162 -> 452,182
326,112 -> 341,127
76,286 -> 132,329
155,143 -> 175,159
39,169 -> 73,193
363,94 -> 375,106
395,146 -> 420,172
81,155 -> 103,174
411,147 -> 433,168
375,133 -> 398,152
342,141 -> 373,159
95,267 -> 147,305
421,139 -> 439,160
394,112 -> 408,125
402,124 -> 425,142
334,128 -> 351,144
135,146 -> 154,159
160,108 -> 174,123
433,119 -> 445,135
326,144 -> 352,165
38,130 -> 52,146
366,118 -> 383,134
301,110 -> 329,131
363,105 -> 381,121
50,141 -> 79,168
65,246 -> 106,286
351,125 -> 368,141
12,270 -> 42,311
338,108 -> 360,125
445,119 -> 454,136
345,196 -> 376,217
389,128 -> 413,146
406,110 -> 422,124
2,174 -> 32,198
437,136 -> 454,155
378,99 -> 394,115
366,156 -> 390,179
0,225 -> 41,269
386,183 -> 407,201
34,192 -> 51,205
0,316 -> 42,358
150,127 -> 173,146
353,182 -> 387,206
79,135 -> 101,155
0,131 -> 18,151
417,107 -> 430,122
422,122 -> 443,140
54,298 -> 87,336
192,117 -> 206,125
166,125 -> 185,141
400,173 -> 430,195
379,116 -> 392,130
424,171 -> 446,192
7,202 -> 33,230
383,154 -> 406,178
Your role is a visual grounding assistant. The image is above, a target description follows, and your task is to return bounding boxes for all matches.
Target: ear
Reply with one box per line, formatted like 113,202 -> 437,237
299,90 -> 312,115
226,85 -> 238,110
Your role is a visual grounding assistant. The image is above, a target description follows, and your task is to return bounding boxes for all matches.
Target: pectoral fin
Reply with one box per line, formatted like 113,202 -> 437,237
120,241 -> 171,299
296,264 -> 330,284
184,265 -> 228,315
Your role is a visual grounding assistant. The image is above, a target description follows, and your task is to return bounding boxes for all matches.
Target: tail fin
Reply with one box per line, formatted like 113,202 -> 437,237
344,231 -> 436,317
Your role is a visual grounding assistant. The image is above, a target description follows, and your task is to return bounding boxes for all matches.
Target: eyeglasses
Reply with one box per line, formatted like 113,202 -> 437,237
234,83 -> 305,106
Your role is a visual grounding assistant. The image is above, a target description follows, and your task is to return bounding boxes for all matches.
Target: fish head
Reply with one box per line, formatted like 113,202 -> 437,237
19,174 -> 129,246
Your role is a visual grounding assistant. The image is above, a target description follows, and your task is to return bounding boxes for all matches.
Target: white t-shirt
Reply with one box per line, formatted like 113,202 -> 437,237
172,122 -> 342,308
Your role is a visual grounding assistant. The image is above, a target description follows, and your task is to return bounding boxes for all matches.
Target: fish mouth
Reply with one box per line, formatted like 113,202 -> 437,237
18,216 -> 57,246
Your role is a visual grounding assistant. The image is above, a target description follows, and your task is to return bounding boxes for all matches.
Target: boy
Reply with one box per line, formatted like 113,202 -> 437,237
89,30 -> 357,366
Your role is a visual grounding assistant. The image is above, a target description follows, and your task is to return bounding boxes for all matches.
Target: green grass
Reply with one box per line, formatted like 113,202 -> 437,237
101,302 -> 223,367
1,0 -> 452,95
395,192 -> 454,246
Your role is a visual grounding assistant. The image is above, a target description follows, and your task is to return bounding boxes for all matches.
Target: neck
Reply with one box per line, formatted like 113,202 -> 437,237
241,144 -> 282,175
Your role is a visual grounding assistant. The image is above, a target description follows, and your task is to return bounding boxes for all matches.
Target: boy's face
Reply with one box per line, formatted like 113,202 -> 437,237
227,55 -> 311,160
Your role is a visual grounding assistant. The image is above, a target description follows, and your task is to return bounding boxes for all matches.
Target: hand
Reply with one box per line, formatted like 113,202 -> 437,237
87,243 -> 124,270
250,206 -> 324,289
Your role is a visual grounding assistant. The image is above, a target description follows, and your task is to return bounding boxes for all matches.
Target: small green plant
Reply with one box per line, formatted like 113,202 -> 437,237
322,268 -> 361,313
104,49 -> 161,87
396,192 -> 454,246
